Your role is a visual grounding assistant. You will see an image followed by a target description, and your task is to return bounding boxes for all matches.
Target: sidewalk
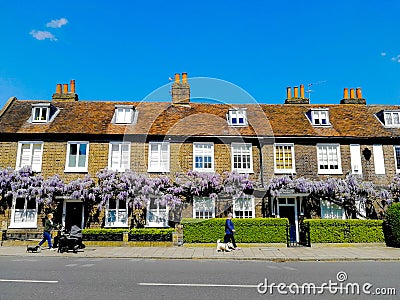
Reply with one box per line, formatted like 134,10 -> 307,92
1,244 -> 400,261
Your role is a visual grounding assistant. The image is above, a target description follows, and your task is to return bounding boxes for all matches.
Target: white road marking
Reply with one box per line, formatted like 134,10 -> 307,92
80,264 -> 95,267
139,282 -> 257,288
0,279 -> 58,284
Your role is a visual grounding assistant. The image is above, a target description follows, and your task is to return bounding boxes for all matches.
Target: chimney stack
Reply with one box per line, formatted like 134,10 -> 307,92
52,80 -> 78,101
340,87 -> 366,104
171,72 -> 190,105
284,84 -> 310,104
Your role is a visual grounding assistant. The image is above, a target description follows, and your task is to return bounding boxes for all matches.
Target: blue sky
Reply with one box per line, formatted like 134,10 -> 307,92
1,0 -> 400,106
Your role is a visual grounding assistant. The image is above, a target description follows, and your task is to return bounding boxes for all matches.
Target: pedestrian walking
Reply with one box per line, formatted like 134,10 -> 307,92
224,212 -> 240,250
38,213 -> 58,250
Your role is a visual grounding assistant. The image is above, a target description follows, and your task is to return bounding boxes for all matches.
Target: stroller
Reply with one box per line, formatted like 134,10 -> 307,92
56,225 -> 85,253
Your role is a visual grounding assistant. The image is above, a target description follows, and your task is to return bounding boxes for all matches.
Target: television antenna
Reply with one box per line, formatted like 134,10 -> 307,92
306,80 -> 327,100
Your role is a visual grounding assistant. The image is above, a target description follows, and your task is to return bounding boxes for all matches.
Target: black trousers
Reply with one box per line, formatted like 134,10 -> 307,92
224,233 -> 237,247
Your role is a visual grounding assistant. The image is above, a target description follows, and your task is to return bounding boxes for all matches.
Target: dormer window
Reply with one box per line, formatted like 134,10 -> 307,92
31,103 -> 58,123
32,103 -> 50,123
227,108 -> 247,126
114,105 -> 137,124
384,111 -> 400,127
309,109 -> 330,126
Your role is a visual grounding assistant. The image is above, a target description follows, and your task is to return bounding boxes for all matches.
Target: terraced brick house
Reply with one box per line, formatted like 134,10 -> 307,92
0,74 -> 399,243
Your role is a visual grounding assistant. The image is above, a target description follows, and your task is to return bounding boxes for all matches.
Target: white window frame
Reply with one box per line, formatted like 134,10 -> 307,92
227,108 -> 248,126
146,198 -> 169,227
193,142 -> 214,172
274,143 -> 295,174
105,198 -> 129,228
114,105 -> 135,124
394,146 -> 400,173
16,141 -> 44,172
65,142 -> 89,172
320,199 -> 345,219
233,196 -> 255,218
373,144 -> 385,175
148,142 -> 170,173
383,111 -> 400,127
350,144 -> 362,175
317,144 -> 342,174
31,103 -> 50,123
9,197 -> 38,228
231,143 -> 253,173
311,109 -> 330,126
193,197 -> 215,219
108,142 -> 131,172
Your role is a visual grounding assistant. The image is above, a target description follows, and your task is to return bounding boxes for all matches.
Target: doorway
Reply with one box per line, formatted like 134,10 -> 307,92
277,198 -> 298,242
63,201 -> 84,231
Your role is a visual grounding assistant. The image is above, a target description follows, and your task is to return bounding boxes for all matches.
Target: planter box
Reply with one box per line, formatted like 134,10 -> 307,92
82,233 -> 123,242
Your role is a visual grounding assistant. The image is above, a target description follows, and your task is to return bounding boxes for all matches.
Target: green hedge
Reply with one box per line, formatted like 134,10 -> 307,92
383,203 -> 400,247
304,219 -> 384,243
181,218 -> 288,243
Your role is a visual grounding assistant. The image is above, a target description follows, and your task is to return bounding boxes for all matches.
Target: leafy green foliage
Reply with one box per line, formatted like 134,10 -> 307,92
304,219 -> 384,243
383,203 -> 400,247
181,218 -> 288,243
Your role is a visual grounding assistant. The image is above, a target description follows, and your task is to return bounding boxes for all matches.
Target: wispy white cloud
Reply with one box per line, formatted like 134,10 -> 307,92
30,30 -> 57,41
381,52 -> 387,57
46,18 -> 68,28
391,54 -> 400,63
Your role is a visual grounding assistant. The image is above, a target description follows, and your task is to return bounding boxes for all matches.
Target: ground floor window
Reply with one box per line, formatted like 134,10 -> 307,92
146,199 -> 168,227
320,200 -> 344,219
233,196 -> 254,218
10,197 -> 38,228
193,197 -> 215,219
105,199 -> 128,227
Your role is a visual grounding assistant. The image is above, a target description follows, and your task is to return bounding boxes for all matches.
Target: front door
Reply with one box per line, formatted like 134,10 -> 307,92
63,201 -> 83,231
277,198 -> 298,242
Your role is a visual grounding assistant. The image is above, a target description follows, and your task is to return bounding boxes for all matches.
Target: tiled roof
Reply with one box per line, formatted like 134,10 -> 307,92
1,98 -> 400,139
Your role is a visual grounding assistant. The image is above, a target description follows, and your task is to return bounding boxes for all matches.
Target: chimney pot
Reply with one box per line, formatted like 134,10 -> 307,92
350,88 -> 355,99
293,86 -> 299,98
182,72 -> 188,83
300,84 -> 305,99
343,88 -> 349,99
286,87 -> 292,99
56,84 -> 62,94
174,73 -> 180,83
356,87 -> 362,99
70,80 -> 75,93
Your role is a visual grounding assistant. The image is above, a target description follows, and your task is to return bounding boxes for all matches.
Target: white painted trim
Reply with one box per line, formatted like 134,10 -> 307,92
373,144 -> 385,175
62,199 -> 84,229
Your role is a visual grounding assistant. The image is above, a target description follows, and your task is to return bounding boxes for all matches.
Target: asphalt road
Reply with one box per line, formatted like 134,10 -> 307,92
0,257 -> 399,300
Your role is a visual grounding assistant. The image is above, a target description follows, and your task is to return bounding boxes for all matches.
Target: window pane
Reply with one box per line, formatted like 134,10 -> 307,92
15,198 -> 25,209
396,147 -> 400,168
109,199 -> 116,209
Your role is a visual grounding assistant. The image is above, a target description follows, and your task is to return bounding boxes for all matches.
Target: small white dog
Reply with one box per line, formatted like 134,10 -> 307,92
216,239 -> 234,252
